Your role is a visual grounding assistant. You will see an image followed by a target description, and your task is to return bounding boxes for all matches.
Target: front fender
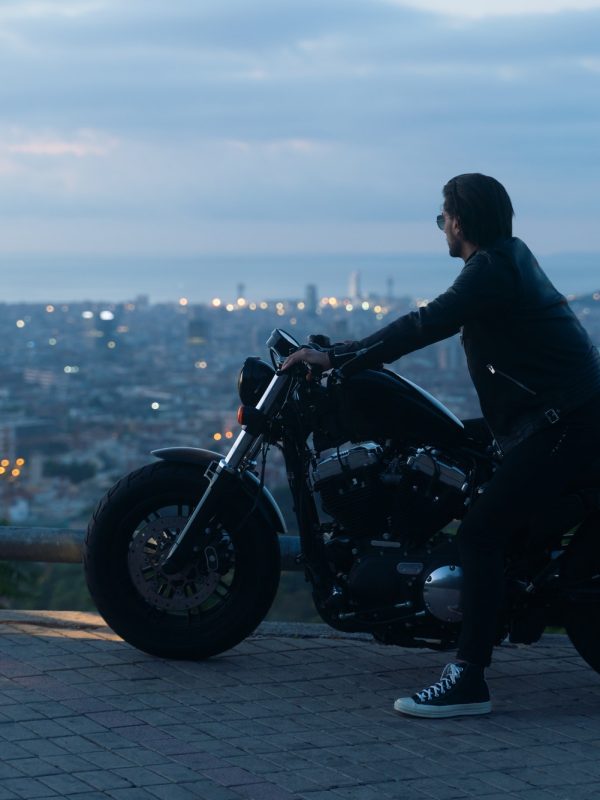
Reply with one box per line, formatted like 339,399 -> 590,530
151,446 -> 287,535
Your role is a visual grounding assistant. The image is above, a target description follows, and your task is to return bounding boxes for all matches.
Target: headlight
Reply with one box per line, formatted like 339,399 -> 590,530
237,357 -> 275,406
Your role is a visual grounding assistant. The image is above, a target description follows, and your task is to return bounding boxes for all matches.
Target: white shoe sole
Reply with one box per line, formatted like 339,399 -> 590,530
394,697 -> 492,718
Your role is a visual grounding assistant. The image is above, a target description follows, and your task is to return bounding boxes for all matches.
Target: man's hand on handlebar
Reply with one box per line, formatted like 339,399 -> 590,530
281,347 -> 332,374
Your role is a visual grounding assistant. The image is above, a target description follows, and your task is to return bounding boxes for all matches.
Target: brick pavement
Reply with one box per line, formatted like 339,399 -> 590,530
1,611 -> 600,800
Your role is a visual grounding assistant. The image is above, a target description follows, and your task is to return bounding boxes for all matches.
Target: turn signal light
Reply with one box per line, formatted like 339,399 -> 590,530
237,405 -> 267,434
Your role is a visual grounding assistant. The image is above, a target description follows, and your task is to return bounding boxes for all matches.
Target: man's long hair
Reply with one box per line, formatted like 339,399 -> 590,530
443,173 -> 514,247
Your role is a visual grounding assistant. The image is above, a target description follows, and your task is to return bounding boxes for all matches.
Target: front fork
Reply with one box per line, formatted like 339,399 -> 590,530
160,373 -> 290,576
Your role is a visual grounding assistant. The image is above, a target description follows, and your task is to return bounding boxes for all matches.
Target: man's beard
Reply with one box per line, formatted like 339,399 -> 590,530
447,236 -> 462,258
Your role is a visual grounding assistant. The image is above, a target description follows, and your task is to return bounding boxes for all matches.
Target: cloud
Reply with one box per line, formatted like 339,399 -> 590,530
384,0 -> 600,17
0,0 -> 599,256
5,128 -> 118,158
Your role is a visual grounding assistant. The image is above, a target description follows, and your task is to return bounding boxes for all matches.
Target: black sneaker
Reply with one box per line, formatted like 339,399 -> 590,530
394,663 -> 492,718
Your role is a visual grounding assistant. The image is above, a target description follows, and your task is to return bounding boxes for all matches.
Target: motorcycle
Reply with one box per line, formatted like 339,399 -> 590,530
84,328 -> 600,672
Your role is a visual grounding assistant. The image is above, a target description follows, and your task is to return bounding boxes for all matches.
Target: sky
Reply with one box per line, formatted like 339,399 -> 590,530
1,0 -> 600,261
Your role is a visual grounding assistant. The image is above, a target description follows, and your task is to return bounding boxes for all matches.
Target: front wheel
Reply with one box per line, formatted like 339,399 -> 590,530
84,460 -> 281,659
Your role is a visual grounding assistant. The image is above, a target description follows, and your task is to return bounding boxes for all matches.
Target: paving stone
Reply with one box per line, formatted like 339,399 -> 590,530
0,777 -> 59,798
231,782 -> 299,799
38,772 -> 97,795
4,615 -> 600,800
146,785 -> 205,800
46,735 -> 100,754
76,768 -> 137,791
200,768 -> 266,787
106,790 -> 159,800
61,795 -> 111,800
7,758 -> 63,779
183,786 -> 242,800
17,739 -> 70,758
0,763 -> 24,782
112,767 -> 170,788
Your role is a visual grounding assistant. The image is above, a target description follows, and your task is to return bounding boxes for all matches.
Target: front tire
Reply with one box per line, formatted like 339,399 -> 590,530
84,460 -> 281,659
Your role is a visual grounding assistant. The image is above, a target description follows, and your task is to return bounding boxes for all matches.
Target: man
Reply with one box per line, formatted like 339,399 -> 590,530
282,173 -> 600,718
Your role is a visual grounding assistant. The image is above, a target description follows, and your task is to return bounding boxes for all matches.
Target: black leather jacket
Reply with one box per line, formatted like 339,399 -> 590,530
329,237 -> 600,452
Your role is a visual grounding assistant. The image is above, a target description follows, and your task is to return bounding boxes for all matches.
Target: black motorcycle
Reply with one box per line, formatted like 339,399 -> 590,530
84,328 -> 600,671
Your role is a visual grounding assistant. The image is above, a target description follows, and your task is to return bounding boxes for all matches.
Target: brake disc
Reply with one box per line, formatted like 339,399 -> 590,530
127,515 -> 231,611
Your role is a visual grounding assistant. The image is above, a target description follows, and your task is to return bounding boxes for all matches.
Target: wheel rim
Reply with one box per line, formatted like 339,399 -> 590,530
127,504 -> 236,613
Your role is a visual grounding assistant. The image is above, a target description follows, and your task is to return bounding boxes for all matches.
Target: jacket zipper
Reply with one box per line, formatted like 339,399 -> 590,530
486,364 -> 537,396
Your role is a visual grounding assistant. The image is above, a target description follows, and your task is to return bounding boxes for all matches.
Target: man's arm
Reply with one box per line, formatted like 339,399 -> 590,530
329,250 -> 517,369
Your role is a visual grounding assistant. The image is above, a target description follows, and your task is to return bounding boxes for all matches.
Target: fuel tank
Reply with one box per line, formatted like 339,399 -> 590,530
336,368 -> 467,447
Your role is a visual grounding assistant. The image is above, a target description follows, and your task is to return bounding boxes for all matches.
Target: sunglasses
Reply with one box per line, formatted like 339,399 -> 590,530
436,213 -> 445,231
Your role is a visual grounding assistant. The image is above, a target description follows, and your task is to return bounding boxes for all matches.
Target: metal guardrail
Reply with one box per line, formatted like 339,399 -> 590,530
0,527 -> 303,570
0,527 -> 84,563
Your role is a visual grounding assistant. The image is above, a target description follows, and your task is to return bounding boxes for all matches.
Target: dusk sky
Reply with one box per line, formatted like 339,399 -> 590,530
1,0 -> 600,261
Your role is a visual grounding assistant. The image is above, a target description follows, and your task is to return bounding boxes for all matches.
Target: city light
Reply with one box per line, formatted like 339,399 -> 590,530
290,317 -> 297,325
211,298 -> 222,307
297,301 -> 305,310
82,310 -> 94,319
213,432 -> 222,441
1,459 -> 9,467
16,458 -> 25,466
594,293 -> 600,301
226,304 -> 235,312
11,468 -> 20,477
46,305 -> 55,313
0,467 -> 5,475
179,297 -> 189,307
107,341 -> 117,349
237,297 -> 247,307
260,302 -> 268,310
16,320 -> 25,328
100,310 -> 115,320
195,360 -> 207,369
49,338 -> 57,345
362,301 -> 370,310
64,365 -> 80,373
249,303 -> 257,311
225,431 -> 234,439
345,304 -> 353,312
374,305 -> 382,313
151,402 -> 160,410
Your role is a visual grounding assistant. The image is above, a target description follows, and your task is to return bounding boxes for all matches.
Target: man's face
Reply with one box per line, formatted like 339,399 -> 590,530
442,210 -> 463,258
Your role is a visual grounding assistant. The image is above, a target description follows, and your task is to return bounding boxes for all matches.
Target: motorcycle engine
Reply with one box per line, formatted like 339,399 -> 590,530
313,443 -> 387,534
313,441 -> 470,544
313,442 -> 472,620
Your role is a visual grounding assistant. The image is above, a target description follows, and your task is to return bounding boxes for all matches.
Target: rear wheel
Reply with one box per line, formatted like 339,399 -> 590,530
84,460 -> 281,659
562,515 -> 600,673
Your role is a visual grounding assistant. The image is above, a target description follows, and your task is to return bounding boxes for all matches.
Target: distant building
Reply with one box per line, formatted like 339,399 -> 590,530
188,313 -> 210,347
349,271 -> 361,301
387,277 -> 394,303
305,284 -> 318,315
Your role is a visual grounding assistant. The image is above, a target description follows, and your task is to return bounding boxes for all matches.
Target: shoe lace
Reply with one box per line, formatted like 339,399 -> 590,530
416,663 -> 463,702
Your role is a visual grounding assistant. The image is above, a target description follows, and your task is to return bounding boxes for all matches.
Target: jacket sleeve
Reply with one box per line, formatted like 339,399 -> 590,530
329,250 -> 517,369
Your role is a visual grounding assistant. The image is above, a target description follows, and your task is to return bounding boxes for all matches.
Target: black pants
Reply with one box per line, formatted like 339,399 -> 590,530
456,394 -> 600,668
